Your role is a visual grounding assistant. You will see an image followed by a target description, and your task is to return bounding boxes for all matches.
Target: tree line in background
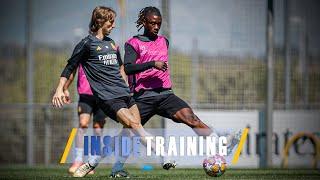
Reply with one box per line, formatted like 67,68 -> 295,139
0,45 -> 319,108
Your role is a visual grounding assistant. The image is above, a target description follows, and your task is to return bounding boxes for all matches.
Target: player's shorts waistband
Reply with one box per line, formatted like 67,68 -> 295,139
134,88 -> 173,99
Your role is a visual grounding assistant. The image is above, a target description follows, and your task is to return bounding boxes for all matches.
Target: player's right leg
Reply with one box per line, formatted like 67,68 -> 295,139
68,113 -> 91,174
109,105 -> 158,178
69,94 -> 94,175
110,98 -> 155,178
110,104 -> 166,177
75,96 -> 143,178
109,127 -> 132,178
75,96 -> 168,177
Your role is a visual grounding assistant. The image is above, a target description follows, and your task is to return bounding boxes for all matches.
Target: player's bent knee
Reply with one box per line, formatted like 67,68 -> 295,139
79,123 -> 89,129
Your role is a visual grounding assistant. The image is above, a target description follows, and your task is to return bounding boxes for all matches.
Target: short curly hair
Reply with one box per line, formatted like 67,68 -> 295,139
136,6 -> 161,31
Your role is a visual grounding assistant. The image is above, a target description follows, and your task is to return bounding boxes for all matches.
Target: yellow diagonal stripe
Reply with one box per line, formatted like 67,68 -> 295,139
60,128 -> 77,164
232,128 -> 249,165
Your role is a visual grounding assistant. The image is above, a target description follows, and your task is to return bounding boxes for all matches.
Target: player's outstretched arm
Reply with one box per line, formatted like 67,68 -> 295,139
63,69 -> 76,90
52,77 -> 68,108
62,69 -> 77,104
53,38 -> 88,108
120,65 -> 128,86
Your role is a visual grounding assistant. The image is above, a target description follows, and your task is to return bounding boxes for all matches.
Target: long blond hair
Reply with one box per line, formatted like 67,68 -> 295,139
89,6 -> 116,33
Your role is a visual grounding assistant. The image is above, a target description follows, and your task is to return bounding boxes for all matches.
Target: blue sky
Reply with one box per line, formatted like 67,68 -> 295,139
1,0 -> 319,56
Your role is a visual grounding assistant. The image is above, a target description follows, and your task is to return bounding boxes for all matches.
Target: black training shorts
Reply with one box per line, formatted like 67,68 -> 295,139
78,94 -> 107,122
135,94 -> 190,125
98,96 -> 136,122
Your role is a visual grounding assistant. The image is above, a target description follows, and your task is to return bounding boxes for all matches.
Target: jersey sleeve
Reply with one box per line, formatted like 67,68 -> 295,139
123,43 -> 155,75
116,47 -> 123,66
61,38 -> 90,79
164,37 -> 169,48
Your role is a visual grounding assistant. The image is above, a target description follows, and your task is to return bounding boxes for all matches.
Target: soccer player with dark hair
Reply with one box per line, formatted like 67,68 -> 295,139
52,6 -> 169,177
109,6 -> 242,178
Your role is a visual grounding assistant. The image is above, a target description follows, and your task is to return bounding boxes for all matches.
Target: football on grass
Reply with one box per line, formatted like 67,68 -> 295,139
203,155 -> 227,177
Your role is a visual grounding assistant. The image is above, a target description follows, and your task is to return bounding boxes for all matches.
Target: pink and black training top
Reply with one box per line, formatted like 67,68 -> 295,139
124,35 -> 172,96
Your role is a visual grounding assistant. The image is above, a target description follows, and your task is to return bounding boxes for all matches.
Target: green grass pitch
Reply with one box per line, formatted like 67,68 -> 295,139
0,166 -> 319,179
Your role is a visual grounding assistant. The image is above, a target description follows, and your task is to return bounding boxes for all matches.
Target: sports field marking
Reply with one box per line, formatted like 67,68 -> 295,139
232,128 -> 249,165
60,128 -> 77,164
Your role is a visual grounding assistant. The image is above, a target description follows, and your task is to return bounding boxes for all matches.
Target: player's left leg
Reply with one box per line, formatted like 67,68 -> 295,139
110,97 -> 156,177
173,108 -> 214,136
92,107 -> 107,134
157,94 -> 214,136
158,94 -> 241,154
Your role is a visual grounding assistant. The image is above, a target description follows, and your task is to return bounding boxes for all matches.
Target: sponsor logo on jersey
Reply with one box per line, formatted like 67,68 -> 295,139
98,54 -> 118,65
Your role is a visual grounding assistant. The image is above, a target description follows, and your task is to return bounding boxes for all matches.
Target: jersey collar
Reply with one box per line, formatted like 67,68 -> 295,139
134,34 -> 158,42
